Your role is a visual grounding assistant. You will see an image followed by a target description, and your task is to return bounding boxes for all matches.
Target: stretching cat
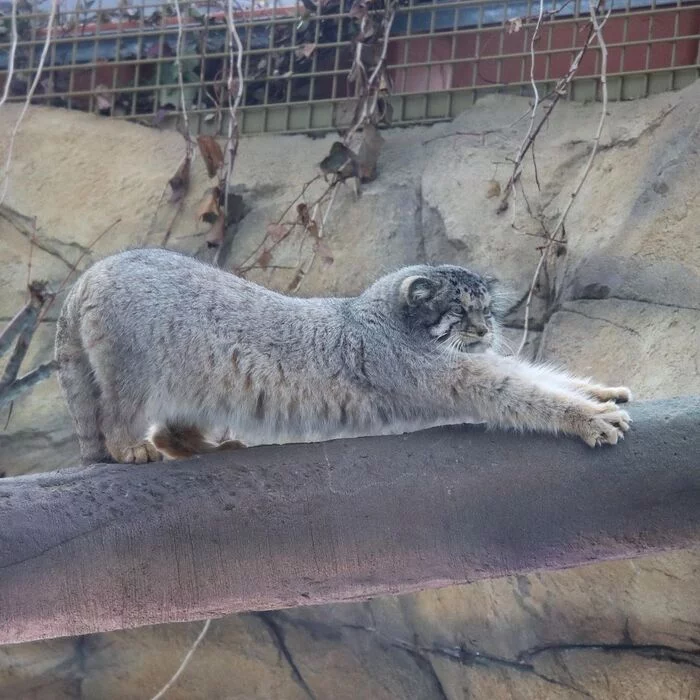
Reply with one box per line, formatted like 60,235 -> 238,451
55,248 -> 631,464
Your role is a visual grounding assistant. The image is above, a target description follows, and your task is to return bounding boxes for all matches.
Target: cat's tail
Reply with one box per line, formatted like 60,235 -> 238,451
55,280 -> 109,464
147,422 -> 245,461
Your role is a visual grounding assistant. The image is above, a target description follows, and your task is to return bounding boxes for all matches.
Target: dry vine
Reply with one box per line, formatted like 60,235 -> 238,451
0,214 -> 121,422
0,282 -> 55,410
499,0 -> 611,355
149,619 -> 212,700
231,0 -> 397,289
0,0 -> 18,112
209,0 -> 246,264
0,0 -> 59,206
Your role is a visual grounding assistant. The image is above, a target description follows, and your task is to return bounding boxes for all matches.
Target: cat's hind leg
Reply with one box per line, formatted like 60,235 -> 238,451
55,313 -> 111,465
98,394 -> 161,464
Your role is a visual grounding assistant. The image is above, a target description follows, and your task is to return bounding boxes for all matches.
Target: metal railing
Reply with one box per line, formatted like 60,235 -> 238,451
0,0 -> 698,135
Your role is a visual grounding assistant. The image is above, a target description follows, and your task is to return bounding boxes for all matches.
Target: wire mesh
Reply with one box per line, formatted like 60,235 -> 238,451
0,0 -> 698,135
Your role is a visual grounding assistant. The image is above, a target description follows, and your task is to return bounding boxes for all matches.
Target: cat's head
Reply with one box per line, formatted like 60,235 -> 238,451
394,265 -> 507,354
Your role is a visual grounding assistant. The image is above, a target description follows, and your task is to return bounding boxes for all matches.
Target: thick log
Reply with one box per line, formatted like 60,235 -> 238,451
1,397 -> 699,645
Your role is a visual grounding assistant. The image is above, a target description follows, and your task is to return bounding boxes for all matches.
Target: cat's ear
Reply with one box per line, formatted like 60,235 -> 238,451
482,274 -> 499,294
400,276 -> 440,306
482,273 -> 512,319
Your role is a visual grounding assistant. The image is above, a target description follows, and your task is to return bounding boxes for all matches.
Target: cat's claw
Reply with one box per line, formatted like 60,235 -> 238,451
578,403 -> 631,448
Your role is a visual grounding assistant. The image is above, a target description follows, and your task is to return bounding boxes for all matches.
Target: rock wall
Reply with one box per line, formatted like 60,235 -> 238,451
1,81 -> 699,699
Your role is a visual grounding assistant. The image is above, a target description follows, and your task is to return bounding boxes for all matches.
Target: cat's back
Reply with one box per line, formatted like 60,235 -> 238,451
70,247 -> 294,323
63,248 -> 348,368
80,247 -> 259,302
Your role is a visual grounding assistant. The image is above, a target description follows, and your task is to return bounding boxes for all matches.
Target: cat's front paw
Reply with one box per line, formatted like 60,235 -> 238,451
576,402 -> 632,447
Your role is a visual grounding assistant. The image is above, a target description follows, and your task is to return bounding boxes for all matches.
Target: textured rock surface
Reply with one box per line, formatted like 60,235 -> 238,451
1,81 -> 699,698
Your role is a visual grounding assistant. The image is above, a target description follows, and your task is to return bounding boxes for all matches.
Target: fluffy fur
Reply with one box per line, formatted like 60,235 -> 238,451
55,248 -> 631,464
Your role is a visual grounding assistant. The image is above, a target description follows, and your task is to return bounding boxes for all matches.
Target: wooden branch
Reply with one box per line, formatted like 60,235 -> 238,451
0,360 -> 57,408
1,397 -> 698,645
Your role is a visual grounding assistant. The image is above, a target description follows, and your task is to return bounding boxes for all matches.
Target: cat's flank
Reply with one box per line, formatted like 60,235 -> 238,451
55,248 -> 631,464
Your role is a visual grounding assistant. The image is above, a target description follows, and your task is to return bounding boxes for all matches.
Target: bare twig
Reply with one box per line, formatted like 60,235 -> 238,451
0,203 -> 74,268
149,619 -> 211,700
0,0 -> 18,111
0,361 -> 56,409
234,0 -> 393,284
517,2 -> 610,356
37,217 -> 122,324
0,282 -> 55,408
0,283 -> 49,360
235,178 -> 338,277
0,0 -> 59,206
287,183 -> 339,294
345,0 -> 398,143
3,400 -> 14,430
224,0 -> 245,213
207,0 -> 246,267
0,215 -> 120,408
25,216 -> 37,296
518,0 -> 545,187
274,175 -> 322,225
498,5 -> 606,214
172,0 -> 193,155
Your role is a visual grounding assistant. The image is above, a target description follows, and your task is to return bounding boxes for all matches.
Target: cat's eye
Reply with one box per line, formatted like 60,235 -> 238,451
484,308 -> 492,317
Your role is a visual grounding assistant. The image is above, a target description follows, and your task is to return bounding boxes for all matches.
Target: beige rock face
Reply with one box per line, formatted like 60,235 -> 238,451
1,82 -> 699,699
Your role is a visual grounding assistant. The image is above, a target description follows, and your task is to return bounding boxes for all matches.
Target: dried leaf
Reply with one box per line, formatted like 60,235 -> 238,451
377,97 -> 394,126
206,213 -> 226,248
307,220 -> 319,238
257,249 -> 273,270
486,179 -> 501,199
313,237 -> 334,266
319,142 -> 357,179
349,0 -> 367,20
507,17 -> 522,34
295,43 -> 317,60
287,269 -> 305,292
378,71 -> 392,93
197,187 -> 222,223
197,135 -> 224,178
266,223 -> 288,243
296,203 -> 311,227
355,124 -> 385,182
169,156 -> 191,203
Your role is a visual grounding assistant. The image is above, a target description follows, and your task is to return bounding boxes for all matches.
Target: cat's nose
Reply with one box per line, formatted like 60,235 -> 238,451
474,325 -> 488,337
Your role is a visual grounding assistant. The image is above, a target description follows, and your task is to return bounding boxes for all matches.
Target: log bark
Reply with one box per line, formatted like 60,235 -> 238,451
1,397 -> 699,645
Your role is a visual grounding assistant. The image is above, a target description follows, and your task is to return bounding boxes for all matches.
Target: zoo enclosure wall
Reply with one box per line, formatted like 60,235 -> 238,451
0,0 -> 698,136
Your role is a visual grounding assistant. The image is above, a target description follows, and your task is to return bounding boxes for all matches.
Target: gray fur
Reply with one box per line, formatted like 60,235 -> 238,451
55,248 -> 632,464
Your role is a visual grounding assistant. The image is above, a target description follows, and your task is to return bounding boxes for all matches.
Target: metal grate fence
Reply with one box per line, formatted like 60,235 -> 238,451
0,0 -> 698,135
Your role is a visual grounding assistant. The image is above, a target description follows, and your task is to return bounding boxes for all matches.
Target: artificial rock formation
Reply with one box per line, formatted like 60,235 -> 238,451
1,81 -> 699,699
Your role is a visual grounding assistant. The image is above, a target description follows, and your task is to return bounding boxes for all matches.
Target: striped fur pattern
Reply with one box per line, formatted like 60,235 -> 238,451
55,249 -> 631,464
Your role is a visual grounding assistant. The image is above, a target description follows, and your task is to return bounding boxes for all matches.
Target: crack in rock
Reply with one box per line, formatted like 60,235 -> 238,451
558,307 -> 642,336
518,641 -> 700,670
275,613 -> 592,697
255,612 -> 316,700
571,294 -> 700,313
